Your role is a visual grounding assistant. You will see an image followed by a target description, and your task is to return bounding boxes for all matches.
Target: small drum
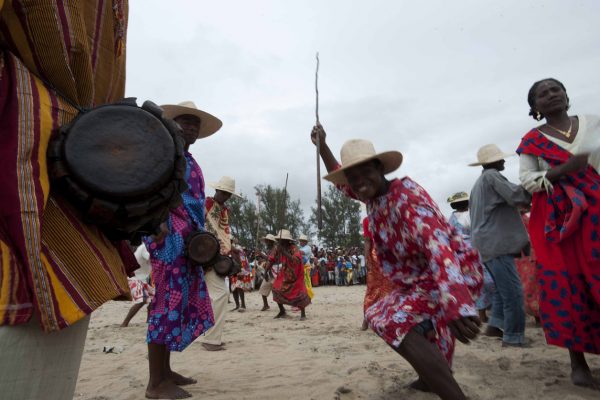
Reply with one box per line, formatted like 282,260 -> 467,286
186,231 -> 220,265
47,98 -> 187,243
211,255 -> 236,277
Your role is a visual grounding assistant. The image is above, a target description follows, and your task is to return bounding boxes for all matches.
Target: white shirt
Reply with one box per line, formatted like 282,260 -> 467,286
133,245 -> 151,281
519,115 -> 600,193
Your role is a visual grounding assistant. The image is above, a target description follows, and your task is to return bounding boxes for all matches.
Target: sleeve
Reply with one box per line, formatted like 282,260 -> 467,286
519,154 -> 552,193
488,170 -> 532,207
405,201 -> 477,321
362,217 -> 372,239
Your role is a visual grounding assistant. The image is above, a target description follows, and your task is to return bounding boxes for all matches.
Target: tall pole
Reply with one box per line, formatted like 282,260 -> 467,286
315,52 -> 323,231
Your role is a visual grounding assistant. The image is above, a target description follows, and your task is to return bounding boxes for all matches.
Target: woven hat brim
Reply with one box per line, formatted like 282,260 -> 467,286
161,104 -> 223,139
208,182 -> 242,198
449,196 -> 469,204
323,151 -> 403,185
468,152 -> 515,167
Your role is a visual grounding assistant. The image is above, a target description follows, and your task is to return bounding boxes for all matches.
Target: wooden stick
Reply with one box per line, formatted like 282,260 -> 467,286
278,173 -> 289,240
315,52 -> 323,231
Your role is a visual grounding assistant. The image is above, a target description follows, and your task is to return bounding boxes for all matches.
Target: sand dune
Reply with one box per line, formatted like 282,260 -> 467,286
74,286 -> 599,400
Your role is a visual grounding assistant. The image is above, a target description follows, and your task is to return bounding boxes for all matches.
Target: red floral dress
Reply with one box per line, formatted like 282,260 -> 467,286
342,178 -> 482,364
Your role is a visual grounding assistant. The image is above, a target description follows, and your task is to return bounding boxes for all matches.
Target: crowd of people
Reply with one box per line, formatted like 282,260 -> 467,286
1,3 -> 599,400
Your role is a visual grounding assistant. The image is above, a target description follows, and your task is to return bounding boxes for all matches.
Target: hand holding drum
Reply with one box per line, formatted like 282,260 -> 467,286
185,231 -> 238,277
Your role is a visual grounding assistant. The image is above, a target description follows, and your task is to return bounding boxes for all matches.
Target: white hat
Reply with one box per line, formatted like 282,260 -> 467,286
209,176 -> 241,197
323,139 -> 403,185
275,229 -> 295,242
161,101 -> 222,138
298,234 -> 308,242
468,144 -> 514,167
262,234 -> 276,242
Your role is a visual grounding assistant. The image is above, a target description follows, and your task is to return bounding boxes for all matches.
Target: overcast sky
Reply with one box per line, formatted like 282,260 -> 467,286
126,0 -> 600,219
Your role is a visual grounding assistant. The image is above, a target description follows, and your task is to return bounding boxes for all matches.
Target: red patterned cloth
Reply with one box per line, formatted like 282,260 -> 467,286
517,130 -> 600,354
514,213 -> 539,318
341,177 -> 482,365
362,217 -> 393,312
271,246 -> 311,308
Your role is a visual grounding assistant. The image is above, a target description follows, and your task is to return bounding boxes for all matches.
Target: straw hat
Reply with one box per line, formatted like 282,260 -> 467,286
468,144 -> 514,167
161,101 -> 222,139
323,139 -> 403,185
262,234 -> 276,242
447,191 -> 469,204
208,176 -> 241,197
275,229 -> 295,242
298,234 -> 309,242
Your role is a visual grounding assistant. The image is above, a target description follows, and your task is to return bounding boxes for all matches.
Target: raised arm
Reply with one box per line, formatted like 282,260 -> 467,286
310,124 -> 339,173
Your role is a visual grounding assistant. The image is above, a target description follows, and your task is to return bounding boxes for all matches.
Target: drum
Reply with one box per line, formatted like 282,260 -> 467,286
47,98 -> 187,243
211,255 -> 236,277
186,231 -> 220,265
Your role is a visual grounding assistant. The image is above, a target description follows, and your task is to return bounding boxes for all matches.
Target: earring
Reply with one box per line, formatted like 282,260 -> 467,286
535,111 -> 542,121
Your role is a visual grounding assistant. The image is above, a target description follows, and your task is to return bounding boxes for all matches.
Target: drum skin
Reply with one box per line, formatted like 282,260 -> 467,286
47,99 -> 187,244
63,105 -> 175,199
212,255 -> 240,277
186,231 -> 220,265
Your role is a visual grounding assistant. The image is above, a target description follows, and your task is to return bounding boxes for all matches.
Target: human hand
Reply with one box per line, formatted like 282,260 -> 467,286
562,153 -> 589,174
310,123 -> 326,147
448,316 -> 481,344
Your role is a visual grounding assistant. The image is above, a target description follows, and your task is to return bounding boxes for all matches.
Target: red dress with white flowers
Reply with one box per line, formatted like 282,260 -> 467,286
342,177 -> 482,364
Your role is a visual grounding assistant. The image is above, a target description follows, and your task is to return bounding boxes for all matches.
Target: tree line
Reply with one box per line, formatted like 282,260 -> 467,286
227,184 -> 363,250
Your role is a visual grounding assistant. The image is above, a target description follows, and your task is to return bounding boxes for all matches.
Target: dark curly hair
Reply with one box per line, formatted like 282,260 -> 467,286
527,78 -> 569,120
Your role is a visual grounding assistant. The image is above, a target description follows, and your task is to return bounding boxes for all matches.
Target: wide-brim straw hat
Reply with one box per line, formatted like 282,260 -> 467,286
447,191 -> 469,204
298,234 -> 308,242
208,176 -> 241,197
323,139 -> 403,185
468,144 -> 514,166
262,234 -> 276,242
161,101 -> 222,139
275,229 -> 295,242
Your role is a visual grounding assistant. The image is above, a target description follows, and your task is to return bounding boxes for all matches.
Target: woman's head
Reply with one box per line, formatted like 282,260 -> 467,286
527,78 -> 569,120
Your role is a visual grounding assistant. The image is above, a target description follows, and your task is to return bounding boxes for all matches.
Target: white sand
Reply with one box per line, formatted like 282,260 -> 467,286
74,285 -> 599,400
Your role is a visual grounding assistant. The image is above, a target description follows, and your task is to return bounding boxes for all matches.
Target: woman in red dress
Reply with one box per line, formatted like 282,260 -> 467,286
270,230 -> 311,320
517,78 -> 600,390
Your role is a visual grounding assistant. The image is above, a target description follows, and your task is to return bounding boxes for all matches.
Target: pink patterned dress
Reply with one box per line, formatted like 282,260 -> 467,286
144,153 -> 214,352
343,177 -> 482,364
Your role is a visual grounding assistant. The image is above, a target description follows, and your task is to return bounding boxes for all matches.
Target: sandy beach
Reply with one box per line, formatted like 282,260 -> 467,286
74,285 -> 599,400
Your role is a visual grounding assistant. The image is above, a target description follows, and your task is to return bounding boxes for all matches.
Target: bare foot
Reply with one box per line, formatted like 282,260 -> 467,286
406,378 -> 431,392
146,380 -> 192,399
231,306 -> 239,312
260,306 -> 270,311
300,315 -> 306,321
238,307 -> 246,313
274,312 -> 286,319
361,320 -> 368,331
168,371 -> 197,386
571,367 -> 600,390
120,322 -> 129,328
484,326 -> 503,338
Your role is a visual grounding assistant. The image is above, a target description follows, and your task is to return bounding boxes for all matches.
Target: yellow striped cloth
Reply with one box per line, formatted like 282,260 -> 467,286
0,1 -> 131,332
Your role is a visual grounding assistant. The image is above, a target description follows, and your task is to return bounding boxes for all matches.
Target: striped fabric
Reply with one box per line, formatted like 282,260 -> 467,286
0,1 -> 131,332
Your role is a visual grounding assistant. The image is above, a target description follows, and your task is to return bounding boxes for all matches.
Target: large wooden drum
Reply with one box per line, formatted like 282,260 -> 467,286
47,98 -> 188,243
186,231 -> 220,265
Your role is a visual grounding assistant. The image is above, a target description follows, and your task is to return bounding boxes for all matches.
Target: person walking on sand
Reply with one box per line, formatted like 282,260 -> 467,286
199,176 -> 240,351
517,78 -> 600,390
468,144 -> 531,347
143,101 -> 221,399
271,230 -> 311,320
